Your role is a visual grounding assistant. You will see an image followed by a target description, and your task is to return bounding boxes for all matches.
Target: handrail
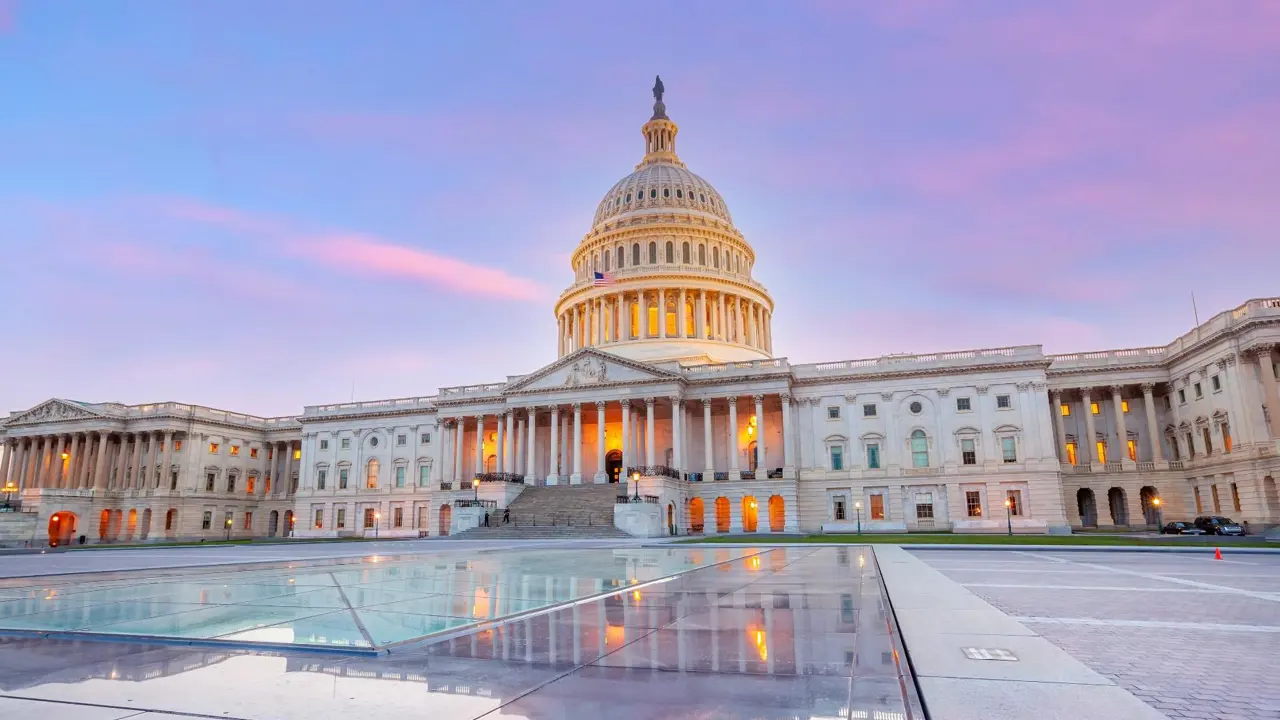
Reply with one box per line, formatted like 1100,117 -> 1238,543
475,473 -> 525,484
626,465 -> 679,480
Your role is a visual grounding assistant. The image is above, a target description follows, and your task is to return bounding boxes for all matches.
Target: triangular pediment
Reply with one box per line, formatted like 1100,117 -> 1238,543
505,349 -> 682,394
3,398 -> 105,426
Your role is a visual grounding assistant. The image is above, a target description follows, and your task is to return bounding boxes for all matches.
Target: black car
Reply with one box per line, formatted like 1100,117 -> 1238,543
1161,521 -> 1205,535
1193,516 -> 1244,536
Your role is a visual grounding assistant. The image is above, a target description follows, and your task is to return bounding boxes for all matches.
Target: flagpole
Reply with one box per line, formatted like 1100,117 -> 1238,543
1191,292 -> 1200,326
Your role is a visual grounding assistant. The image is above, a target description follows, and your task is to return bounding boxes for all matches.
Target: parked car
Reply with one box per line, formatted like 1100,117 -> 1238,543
1161,521 -> 1205,535
1193,516 -> 1244,535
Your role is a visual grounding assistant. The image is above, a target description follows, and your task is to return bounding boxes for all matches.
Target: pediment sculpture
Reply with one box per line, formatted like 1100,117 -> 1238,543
10,400 -> 95,425
564,358 -> 609,387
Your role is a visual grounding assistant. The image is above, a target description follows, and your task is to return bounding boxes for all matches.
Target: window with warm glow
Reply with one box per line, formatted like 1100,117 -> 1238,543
364,508 -> 375,528
229,445 -> 240,457
1121,400 -> 1130,413
208,442 -> 220,454
1127,440 -> 1137,462
293,449 -> 301,460
648,305 -> 659,336
336,508 -> 346,528
1090,402 -> 1100,415
251,447 -> 260,459
393,507 -> 404,527
1096,441 -> 1108,464
366,459 -> 379,489
630,301 -> 640,339
1060,404 -> 1071,416
966,490 -> 982,517
1210,484 -> 1221,512
665,304 -> 677,336
1006,490 -> 1023,516
246,477 -> 255,494
243,511 -> 252,530
314,509 -> 323,529
174,440 -> 182,451
1222,423 -> 1232,452
869,493 -> 885,520
1066,442 -> 1077,465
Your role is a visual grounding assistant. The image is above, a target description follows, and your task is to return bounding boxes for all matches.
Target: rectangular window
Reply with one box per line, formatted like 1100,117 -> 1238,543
996,394 -> 1011,409
395,466 -> 405,488
1194,382 -> 1203,399
317,470 -> 327,490
201,511 -> 212,530
1178,389 -> 1186,404
1211,375 -> 1221,392
957,397 -> 971,412
915,493 -> 934,519
961,438 -> 976,465
250,447 -> 258,459
1060,403 -> 1071,416
293,449 -> 301,460
829,446 -> 843,471
1090,402 -> 1100,415
1202,427 -> 1213,455
421,433 -> 431,444
264,477 -> 271,494
205,473 -> 215,492
866,444 -> 881,469
1193,486 -> 1203,513
209,442 -> 220,454
339,468 -> 349,489
869,493 -> 885,520
224,511 -> 233,530
1185,433 -> 1196,458
827,406 -> 840,420
314,509 -> 323,529
965,490 -> 982,517
341,438 -> 351,450
419,465 -> 430,487
1006,490 -> 1022,516
364,508 -> 376,529
1096,441 -> 1108,464
1222,423 -> 1232,453
336,508 -> 346,528
393,507 -> 404,527
1163,395 -> 1171,410
165,512 -> 174,531
243,511 -> 252,530
1127,439 -> 1137,462
320,439 -> 329,450
397,434 -> 407,446
1169,436 -> 1181,460
228,444 -> 239,456
174,439 -> 182,452
1001,437 -> 1016,463
246,476 -> 255,495
227,475 -> 236,493
1066,442 -> 1078,466
1121,400 -> 1130,413
863,403 -> 877,417
833,496 -> 846,521
1230,482 -> 1241,512
1210,484 -> 1221,512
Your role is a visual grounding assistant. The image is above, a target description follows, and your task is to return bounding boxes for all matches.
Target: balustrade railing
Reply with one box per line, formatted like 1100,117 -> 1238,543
625,465 -> 680,479
615,494 -> 659,504
685,472 -> 704,482
475,473 -> 525,484
455,498 -> 497,509
739,470 -> 756,480
439,482 -> 454,491
713,472 -> 729,481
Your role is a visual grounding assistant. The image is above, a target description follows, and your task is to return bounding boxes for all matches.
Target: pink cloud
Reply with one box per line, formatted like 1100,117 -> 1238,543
295,234 -> 547,301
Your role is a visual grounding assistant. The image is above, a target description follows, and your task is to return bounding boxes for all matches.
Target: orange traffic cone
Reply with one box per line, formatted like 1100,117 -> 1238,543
1214,547 -> 1223,560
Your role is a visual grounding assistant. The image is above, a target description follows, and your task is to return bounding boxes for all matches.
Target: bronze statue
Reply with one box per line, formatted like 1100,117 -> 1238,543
653,75 -> 664,104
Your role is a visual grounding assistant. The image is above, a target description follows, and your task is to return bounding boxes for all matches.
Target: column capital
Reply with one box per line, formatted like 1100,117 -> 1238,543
572,402 -> 582,411
1078,386 -> 1095,398
669,396 -> 683,407
1108,385 -> 1125,396
595,400 -> 606,410
1139,382 -> 1158,394
620,398 -> 631,408
726,396 -> 737,408
779,392 -> 791,403
1216,354 -> 1237,368
643,397 -> 655,407
752,393 -> 765,403
474,414 -> 485,422
1051,388 -> 1064,401
701,398 -> 712,409
1015,382 -> 1032,392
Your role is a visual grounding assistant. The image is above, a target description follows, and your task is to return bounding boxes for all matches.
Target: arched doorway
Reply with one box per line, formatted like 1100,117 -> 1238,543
485,455 -> 497,473
1077,488 -> 1097,527
1139,486 -> 1160,526
47,511 -> 77,547
667,503 -> 676,536
140,509 -> 152,540
606,450 -> 623,483
768,495 -> 785,532
283,511 -> 294,537
689,497 -> 705,534
126,509 -> 138,540
747,441 -> 759,471
164,509 -> 178,538
98,509 -> 111,541
715,497 -> 730,533
1108,487 -> 1128,526
438,504 -> 452,536
268,510 -> 279,537
1264,476 -> 1278,520
742,496 -> 759,532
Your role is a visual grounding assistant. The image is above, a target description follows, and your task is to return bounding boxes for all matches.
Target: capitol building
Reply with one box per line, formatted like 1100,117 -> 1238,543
2,83 -> 1279,546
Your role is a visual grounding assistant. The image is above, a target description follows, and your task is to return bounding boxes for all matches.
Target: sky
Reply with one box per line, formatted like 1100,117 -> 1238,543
1,0 -> 1278,418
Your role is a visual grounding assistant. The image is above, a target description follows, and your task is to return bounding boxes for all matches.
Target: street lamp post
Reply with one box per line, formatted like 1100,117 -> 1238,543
1152,497 -> 1162,532
1,481 -> 16,510
854,501 -> 862,535
631,471 -> 641,502
374,511 -> 380,540
1004,498 -> 1013,536
225,516 -> 232,541
472,476 -> 479,502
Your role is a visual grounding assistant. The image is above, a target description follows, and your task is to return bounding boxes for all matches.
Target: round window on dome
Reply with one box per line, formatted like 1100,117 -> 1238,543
676,189 -> 683,199
909,401 -> 923,415
663,188 -> 670,198
625,193 -> 631,203
649,188 -> 657,199
699,193 -> 706,202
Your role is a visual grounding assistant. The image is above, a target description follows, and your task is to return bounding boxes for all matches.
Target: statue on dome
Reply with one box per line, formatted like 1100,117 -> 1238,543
652,75 -> 665,104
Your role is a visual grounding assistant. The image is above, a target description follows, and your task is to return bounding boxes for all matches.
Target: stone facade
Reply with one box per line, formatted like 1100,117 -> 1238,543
3,88 -> 1278,545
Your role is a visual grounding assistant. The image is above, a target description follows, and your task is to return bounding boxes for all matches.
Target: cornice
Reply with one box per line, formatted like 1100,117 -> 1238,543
792,358 -> 1052,387
555,272 -> 774,313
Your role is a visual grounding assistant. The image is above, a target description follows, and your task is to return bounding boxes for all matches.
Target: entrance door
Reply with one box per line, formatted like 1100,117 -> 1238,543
606,450 -> 623,483
667,504 -> 675,535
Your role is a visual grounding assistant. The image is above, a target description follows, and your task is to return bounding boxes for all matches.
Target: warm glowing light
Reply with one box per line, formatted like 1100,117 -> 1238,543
61,452 -> 69,459
855,501 -> 862,510
748,626 -> 768,662
632,590 -> 642,602
605,624 -> 626,647
748,555 -> 761,571
374,512 -> 381,519
472,477 -> 480,488
858,554 -> 865,568
1152,497 -> 1161,507
472,587 -> 491,618
1004,499 -> 1012,508
632,471 -> 640,482
747,425 -> 754,436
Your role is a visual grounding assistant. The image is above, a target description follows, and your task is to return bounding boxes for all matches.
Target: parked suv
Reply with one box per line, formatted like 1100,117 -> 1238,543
1193,516 -> 1244,535
1160,521 -> 1205,535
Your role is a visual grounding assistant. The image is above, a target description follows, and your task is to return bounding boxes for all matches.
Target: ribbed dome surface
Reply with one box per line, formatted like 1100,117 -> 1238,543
592,162 -> 733,227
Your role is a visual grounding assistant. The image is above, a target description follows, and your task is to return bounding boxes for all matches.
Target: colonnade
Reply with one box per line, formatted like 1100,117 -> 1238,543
0,431 -> 177,491
438,393 -> 794,485
556,288 -> 772,356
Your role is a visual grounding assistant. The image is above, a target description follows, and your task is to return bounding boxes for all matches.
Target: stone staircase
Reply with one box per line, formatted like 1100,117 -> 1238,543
457,483 -> 630,539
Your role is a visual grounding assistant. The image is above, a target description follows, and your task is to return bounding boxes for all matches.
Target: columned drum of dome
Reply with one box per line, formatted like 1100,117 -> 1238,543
553,79 -> 776,366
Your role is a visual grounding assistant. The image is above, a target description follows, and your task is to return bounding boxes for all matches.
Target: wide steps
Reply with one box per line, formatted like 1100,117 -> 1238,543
456,483 -> 628,539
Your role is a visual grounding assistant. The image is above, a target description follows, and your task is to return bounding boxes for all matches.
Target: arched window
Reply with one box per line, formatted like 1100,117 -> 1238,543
648,242 -> 657,264
665,241 -> 674,264
713,247 -> 720,269
662,187 -> 670,198
591,254 -> 597,272
698,244 -> 706,265
603,251 -> 610,272
632,243 -> 640,266
617,246 -> 624,268
625,192 -> 632,203
682,242 -> 690,264
676,188 -> 684,199
911,430 -> 929,468
366,458 -> 380,489
649,188 -> 657,199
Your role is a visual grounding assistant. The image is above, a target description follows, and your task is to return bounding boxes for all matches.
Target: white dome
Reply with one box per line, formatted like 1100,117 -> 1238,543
592,162 -> 733,228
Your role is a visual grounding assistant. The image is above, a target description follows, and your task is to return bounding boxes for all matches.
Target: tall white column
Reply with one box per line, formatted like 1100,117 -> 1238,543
0,441 -> 12,488
727,398 -> 741,480
548,406 -> 560,485
453,418 -> 464,483
50,435 -> 66,489
781,393 -> 794,475
1258,348 -> 1280,440
505,411 -> 516,472
525,408 -> 537,483
1111,386 -> 1132,466
639,291 -> 649,338
474,415 -> 486,476
717,293 -> 726,341
557,315 -> 563,355
595,401 -> 607,483
1051,391 -> 1070,464
672,398 -> 683,475
1081,388 -> 1099,464
571,403 -> 583,484
619,397 -> 629,466
645,398 -> 656,466
614,292 -> 623,342
697,290 -> 707,339
92,432 -> 109,489
703,399 -> 714,478
1141,384 -> 1163,462
658,289 -> 667,339
736,298 -> 746,345
128,434 -> 142,489
113,435 -> 129,489
754,394 -> 767,474
678,289 -> 687,338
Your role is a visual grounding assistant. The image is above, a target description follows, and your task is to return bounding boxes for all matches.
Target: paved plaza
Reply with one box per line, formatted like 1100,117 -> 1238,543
910,548 -> 1280,720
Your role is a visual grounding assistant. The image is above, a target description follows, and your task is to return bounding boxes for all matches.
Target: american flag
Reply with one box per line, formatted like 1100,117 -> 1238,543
592,271 -> 615,287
